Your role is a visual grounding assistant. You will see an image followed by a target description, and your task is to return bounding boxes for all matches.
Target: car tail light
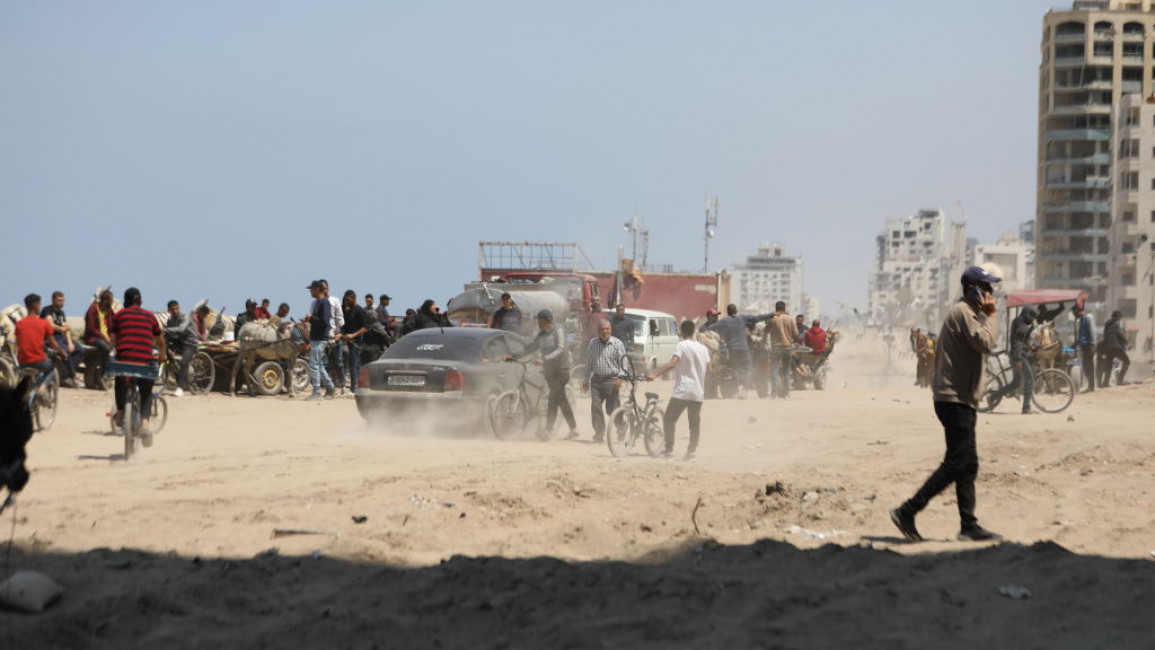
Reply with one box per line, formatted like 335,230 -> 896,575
444,369 -> 464,392
358,368 -> 370,389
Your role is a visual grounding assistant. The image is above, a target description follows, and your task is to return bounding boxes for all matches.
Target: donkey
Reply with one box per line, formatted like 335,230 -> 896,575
0,376 -> 33,501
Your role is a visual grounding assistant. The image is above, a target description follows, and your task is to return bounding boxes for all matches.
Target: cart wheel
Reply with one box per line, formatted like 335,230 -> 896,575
188,351 -> 215,395
291,359 -> 310,393
252,361 -> 284,396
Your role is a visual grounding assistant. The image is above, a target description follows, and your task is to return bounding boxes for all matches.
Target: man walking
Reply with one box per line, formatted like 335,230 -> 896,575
647,319 -> 710,460
512,309 -> 578,440
1098,310 -> 1130,387
304,280 -> 335,400
1073,305 -> 1096,392
987,306 -> 1037,414
704,304 -> 771,398
583,320 -> 627,444
766,302 -> 798,399
891,266 -> 1003,543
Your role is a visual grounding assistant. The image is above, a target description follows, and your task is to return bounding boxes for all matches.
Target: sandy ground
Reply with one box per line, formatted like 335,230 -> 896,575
2,336 -> 1154,648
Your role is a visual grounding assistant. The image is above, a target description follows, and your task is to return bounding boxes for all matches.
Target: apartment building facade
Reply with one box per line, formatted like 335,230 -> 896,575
1037,0 -> 1155,314
731,243 -> 804,314
1109,93 -> 1155,351
869,209 -> 968,329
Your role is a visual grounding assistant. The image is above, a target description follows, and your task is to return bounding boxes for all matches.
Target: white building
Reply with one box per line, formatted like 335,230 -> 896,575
1108,93 -> 1155,353
973,232 -> 1035,296
869,209 -> 968,329
731,243 -> 804,314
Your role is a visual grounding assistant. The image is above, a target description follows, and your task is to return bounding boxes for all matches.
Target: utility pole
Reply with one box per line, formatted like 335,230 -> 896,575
623,214 -> 647,266
704,197 -> 719,273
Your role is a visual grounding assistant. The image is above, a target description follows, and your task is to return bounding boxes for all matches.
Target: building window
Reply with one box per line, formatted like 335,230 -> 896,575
1123,241 -> 1135,254
1123,211 -> 1136,222
1120,139 -> 1139,158
1122,273 -> 1135,286
1121,171 -> 1139,189
1120,299 -> 1137,318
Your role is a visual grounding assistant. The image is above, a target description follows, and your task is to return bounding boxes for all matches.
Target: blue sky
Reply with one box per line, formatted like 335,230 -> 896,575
1,1 -> 1054,319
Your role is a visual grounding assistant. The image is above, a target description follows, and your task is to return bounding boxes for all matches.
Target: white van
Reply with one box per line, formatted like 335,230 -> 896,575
622,308 -> 679,374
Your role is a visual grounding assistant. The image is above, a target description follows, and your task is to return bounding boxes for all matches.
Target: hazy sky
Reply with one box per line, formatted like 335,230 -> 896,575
1,1 -> 1055,319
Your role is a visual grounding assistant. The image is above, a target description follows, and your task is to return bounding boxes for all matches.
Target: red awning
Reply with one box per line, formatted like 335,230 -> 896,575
1004,289 -> 1086,308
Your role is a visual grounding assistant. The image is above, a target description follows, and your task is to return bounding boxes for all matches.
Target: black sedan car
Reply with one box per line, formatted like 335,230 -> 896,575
354,327 -> 545,432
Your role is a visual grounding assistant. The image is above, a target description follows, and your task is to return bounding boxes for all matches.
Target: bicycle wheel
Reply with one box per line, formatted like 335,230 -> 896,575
979,372 -> 1006,413
1032,368 -> 1075,413
606,406 -> 637,457
161,361 -> 180,394
123,388 -> 138,460
33,374 -> 59,431
642,406 -> 665,457
490,391 -> 529,440
188,352 -> 215,395
150,395 -> 169,434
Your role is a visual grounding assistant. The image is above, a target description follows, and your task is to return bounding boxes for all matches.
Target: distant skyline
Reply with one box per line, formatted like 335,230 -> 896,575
2,1 -> 1056,319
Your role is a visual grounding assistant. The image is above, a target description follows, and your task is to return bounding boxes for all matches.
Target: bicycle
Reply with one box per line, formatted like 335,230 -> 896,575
105,358 -> 165,460
19,365 -> 59,432
981,350 -> 1075,414
607,368 -> 665,458
161,345 -> 216,395
489,358 -> 554,440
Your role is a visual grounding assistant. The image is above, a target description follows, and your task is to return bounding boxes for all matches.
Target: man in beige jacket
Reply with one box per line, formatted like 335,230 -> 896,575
891,266 -> 1003,543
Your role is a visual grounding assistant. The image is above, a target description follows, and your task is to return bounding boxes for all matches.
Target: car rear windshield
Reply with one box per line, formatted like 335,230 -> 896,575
384,333 -> 483,361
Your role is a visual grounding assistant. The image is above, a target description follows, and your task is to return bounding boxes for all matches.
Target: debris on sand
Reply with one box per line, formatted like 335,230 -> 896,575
999,585 -> 1032,599
764,481 -> 787,496
272,528 -> 339,538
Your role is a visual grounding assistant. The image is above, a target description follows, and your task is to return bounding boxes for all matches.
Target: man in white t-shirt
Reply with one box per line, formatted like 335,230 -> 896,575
647,319 -> 711,460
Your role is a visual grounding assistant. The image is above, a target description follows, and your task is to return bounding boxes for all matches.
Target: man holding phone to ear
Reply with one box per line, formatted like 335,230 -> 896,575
891,266 -> 1003,543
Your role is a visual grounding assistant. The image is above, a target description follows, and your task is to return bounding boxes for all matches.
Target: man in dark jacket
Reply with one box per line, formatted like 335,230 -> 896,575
1098,310 -> 1130,387
340,290 -> 373,393
987,306 -> 1037,414
609,303 -> 634,346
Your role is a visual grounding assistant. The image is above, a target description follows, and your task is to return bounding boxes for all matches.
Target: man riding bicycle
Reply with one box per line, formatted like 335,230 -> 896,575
14,293 -> 66,385
110,287 -> 167,436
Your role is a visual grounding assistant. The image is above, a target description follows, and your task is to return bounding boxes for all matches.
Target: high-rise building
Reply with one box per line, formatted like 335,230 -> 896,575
869,209 -> 968,329
1037,1 -> 1155,314
731,243 -> 803,314
1108,93 -> 1155,352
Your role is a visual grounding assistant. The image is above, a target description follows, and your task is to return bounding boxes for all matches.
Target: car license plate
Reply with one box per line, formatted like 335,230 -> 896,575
388,375 -> 426,387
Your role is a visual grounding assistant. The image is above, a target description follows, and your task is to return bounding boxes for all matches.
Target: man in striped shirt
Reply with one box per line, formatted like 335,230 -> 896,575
583,320 -> 627,444
110,287 -> 166,436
